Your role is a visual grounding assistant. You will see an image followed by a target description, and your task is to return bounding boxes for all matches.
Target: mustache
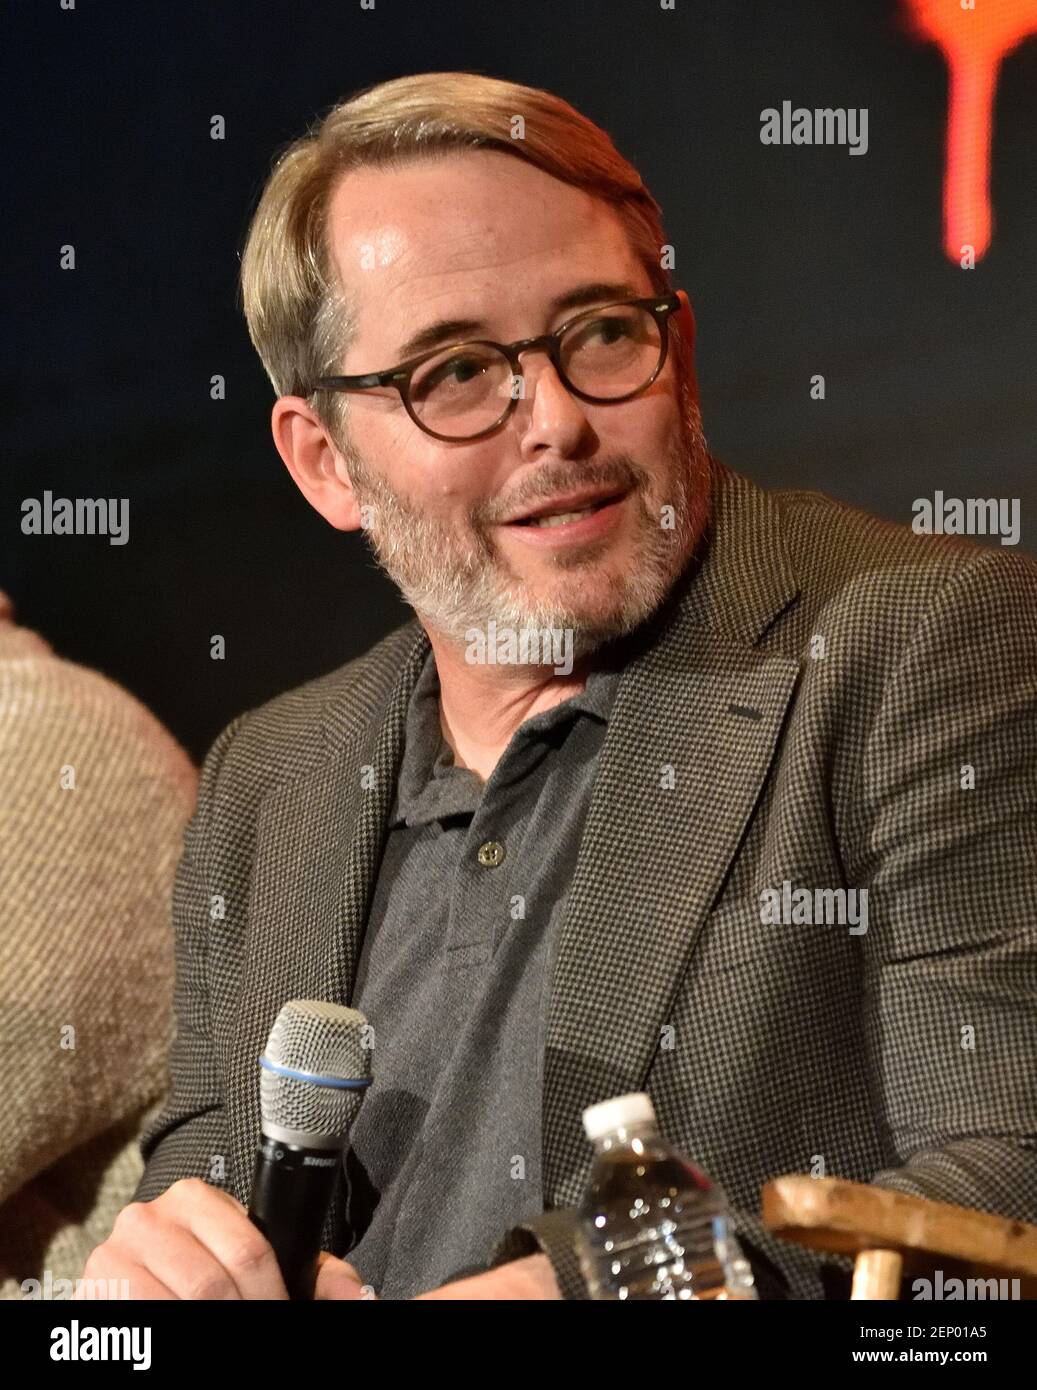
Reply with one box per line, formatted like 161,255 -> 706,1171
480,456 -> 647,527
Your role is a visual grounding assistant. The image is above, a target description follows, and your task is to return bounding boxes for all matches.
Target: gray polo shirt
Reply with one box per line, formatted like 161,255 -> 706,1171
343,643 -> 623,1298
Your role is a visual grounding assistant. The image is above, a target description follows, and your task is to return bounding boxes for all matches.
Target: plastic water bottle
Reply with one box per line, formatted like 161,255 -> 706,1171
576,1092 -> 759,1300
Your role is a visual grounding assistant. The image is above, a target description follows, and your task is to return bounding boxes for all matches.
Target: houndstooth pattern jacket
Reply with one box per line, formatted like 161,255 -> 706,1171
134,459 -> 1037,1299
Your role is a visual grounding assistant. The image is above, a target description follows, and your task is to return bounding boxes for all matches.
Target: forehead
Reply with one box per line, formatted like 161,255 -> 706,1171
324,149 -> 645,355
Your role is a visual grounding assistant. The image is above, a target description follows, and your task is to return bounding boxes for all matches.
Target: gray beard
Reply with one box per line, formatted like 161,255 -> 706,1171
341,391 -> 711,666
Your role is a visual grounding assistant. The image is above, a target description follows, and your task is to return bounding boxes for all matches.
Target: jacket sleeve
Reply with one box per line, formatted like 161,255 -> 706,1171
488,1209 -> 590,1299
132,714 -> 249,1202
856,547 -> 1037,1219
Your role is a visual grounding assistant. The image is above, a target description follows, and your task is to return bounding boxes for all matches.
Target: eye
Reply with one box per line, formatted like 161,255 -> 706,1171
413,347 -> 501,399
428,354 -> 486,386
588,316 -> 630,343
567,314 -> 636,352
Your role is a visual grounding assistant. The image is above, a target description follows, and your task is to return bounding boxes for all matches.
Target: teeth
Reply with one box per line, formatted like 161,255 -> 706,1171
531,505 -> 597,528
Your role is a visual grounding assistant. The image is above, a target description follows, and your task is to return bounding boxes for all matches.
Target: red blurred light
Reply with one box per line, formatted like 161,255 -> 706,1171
904,0 -> 1037,260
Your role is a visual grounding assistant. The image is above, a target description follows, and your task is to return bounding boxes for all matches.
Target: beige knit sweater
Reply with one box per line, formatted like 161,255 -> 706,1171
0,589 -> 199,1298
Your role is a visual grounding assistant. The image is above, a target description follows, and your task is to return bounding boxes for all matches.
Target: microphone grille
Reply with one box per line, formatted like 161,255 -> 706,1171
260,999 -> 371,1141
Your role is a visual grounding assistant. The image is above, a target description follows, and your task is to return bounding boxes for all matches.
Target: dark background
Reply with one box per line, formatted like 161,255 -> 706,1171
4,0 -> 1035,763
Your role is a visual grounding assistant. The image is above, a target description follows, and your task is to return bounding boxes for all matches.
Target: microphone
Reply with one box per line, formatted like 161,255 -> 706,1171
247,999 -> 372,1300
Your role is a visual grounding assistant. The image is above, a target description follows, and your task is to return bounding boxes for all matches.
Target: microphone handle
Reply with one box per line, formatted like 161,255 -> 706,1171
247,1134 -> 341,1300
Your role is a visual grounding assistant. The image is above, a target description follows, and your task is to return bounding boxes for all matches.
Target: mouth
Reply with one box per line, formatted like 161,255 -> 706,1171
503,488 -> 631,528
498,488 -> 633,544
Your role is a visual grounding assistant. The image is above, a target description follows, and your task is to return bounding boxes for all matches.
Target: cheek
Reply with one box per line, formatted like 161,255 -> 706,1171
594,397 -> 675,459
416,443 -> 500,515
363,423 -> 488,516
359,403 -> 414,459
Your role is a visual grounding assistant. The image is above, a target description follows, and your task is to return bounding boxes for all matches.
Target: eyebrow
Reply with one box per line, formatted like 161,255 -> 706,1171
393,280 -> 644,361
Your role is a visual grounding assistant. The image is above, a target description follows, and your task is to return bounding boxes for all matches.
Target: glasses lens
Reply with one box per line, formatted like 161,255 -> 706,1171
410,344 -> 514,438
561,304 -> 662,399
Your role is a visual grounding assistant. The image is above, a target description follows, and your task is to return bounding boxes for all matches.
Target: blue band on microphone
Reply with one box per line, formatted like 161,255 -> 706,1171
259,1055 -> 372,1089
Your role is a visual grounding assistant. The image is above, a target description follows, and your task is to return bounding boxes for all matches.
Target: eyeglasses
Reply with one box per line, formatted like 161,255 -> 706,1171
308,292 -> 683,442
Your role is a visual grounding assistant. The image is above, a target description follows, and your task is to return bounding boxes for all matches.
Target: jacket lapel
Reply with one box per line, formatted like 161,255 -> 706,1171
541,462 -> 803,1208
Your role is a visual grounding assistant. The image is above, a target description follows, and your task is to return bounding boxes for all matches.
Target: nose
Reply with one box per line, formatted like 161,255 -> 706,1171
509,343 -> 592,456
513,343 -> 570,406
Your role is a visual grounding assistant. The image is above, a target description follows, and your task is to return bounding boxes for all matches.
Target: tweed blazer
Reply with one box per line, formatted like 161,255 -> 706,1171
134,460 -> 1037,1299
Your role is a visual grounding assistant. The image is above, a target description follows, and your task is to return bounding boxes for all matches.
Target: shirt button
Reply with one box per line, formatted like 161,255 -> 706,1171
477,839 -> 506,868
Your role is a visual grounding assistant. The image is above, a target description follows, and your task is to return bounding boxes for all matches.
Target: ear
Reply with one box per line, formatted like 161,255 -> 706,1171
672,290 -> 699,401
675,289 -> 697,355
270,396 -> 364,532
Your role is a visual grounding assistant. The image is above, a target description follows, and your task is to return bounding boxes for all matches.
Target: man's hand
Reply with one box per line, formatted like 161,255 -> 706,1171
412,1254 -> 561,1300
314,1251 -> 371,1300
76,1177 -> 367,1300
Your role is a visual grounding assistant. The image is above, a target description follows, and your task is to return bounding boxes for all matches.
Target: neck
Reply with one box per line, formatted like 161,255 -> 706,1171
423,628 -> 595,784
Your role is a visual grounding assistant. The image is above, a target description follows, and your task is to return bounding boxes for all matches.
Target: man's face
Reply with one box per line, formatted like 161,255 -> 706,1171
320,148 -> 709,662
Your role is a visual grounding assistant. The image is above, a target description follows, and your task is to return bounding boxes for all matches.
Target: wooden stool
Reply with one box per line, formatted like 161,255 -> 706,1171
760,1175 -> 1037,1299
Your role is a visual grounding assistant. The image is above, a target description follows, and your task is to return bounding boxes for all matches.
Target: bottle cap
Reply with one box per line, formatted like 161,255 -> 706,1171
582,1091 -> 657,1141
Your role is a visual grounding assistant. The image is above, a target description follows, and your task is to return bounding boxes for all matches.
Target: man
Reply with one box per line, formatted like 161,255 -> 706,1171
83,71 -> 1037,1300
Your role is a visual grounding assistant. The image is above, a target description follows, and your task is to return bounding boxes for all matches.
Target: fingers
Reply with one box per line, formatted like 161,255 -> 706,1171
412,1255 -> 560,1300
81,1177 -> 288,1301
108,1202 -> 247,1300
314,1252 -> 372,1301
73,1261 -> 178,1300
167,1183 -> 288,1300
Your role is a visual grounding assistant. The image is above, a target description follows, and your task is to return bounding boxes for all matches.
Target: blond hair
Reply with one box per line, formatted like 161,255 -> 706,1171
239,70 -> 682,446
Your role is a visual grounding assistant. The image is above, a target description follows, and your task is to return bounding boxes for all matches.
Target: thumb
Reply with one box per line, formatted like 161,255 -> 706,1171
314,1251 -> 375,1300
